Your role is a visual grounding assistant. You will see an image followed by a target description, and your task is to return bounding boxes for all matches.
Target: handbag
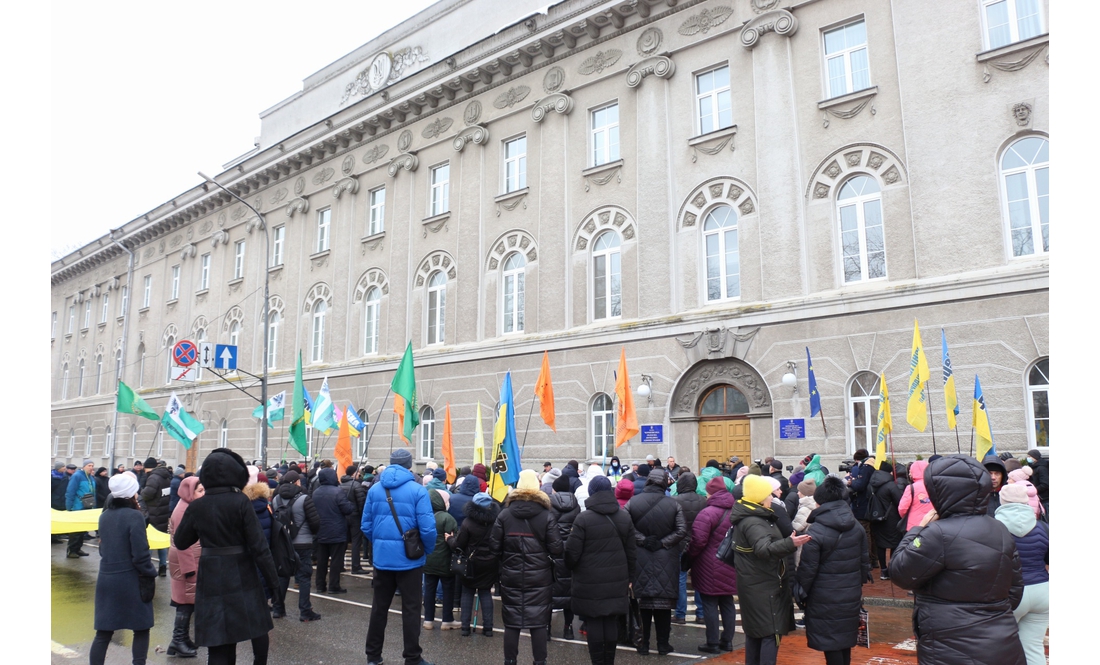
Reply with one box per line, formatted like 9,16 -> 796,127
450,549 -> 468,576
714,509 -> 736,567
384,488 -> 424,559
81,492 -> 96,510
627,593 -> 644,648
138,575 -> 156,603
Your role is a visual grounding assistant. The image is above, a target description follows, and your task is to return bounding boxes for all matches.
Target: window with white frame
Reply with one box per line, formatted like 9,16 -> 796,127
592,231 -> 622,320
703,205 -> 741,301
142,275 -> 152,307
85,428 -> 93,457
983,0 -> 1043,50
234,240 -> 246,279
430,164 -> 450,216
53,430 -> 59,456
220,419 -> 229,447
369,188 -> 385,235
847,372 -> 880,455
316,209 -> 331,253
695,65 -> 732,135
502,253 -> 525,334
130,425 -> 137,457
194,328 -> 207,381
119,286 -> 128,317
271,225 -> 285,267
95,354 -> 103,394
356,409 -> 369,457
591,103 -> 620,166
311,300 -> 326,363
364,287 -> 381,355
1001,136 -> 1048,258
504,136 -> 527,193
591,393 -> 615,459
68,305 -> 75,333
266,311 -> 279,370
68,429 -> 75,457
1027,357 -> 1049,448
61,364 -> 69,400
105,426 -> 113,458
115,349 -> 123,386
418,405 -> 436,460
426,271 -> 447,345
137,344 -> 145,388
52,312 -> 57,338
156,430 -> 163,457
171,265 -> 180,300
165,336 -> 175,384
101,292 -> 109,323
77,359 -> 85,397
837,175 -> 885,283
229,321 -> 240,347
823,20 -> 870,99
199,255 -> 210,291
83,300 -> 92,329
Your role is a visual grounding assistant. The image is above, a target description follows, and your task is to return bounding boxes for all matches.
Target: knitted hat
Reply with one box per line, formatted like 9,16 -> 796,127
705,477 -> 727,495
814,476 -> 849,505
144,457 -> 158,468
54,461 -> 65,470
742,475 -> 780,504
545,467 -> 562,480
257,473 -> 268,485
82,459 -> 94,467
108,472 -> 139,499
797,478 -> 818,496
425,460 -> 438,471
517,469 -> 540,491
472,492 -> 493,507
247,465 -> 260,486
636,464 -> 651,478
1008,467 -> 1033,483
735,466 -> 750,484
729,456 -> 741,465
588,476 -> 613,495
552,474 -> 572,493
1027,449 -> 1042,461
390,448 -> 413,469
174,465 -> 186,477
999,484 -> 1030,504
433,467 -> 448,481
646,455 -> 655,462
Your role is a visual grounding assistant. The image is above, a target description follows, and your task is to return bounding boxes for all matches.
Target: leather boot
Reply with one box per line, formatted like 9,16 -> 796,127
587,641 -> 605,665
180,606 -> 197,650
167,607 -> 197,657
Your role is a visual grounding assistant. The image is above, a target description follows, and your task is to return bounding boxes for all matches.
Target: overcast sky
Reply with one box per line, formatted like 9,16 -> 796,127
50,0 -> 438,258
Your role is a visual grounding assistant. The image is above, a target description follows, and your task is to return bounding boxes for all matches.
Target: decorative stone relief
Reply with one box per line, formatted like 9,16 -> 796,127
397,130 -> 414,152
982,43 -> 1047,83
310,254 -> 329,271
270,188 -> 288,205
143,247 -> 154,259
751,0 -> 780,13
677,177 -> 757,230
493,86 -> 530,109
414,251 -> 457,287
453,125 -> 489,152
806,143 -> 908,199
882,166 -> 901,184
333,177 -> 359,199
211,230 -> 230,247
463,101 -> 482,125
200,220 -> 213,234
221,306 -> 244,333
845,152 -> 862,167
669,347 -> 769,419
1012,102 -> 1033,126
543,66 -> 565,93
217,212 -> 227,227
363,145 -> 390,164
814,183 -> 830,199
637,27 -> 662,55
690,131 -> 736,162
821,96 -> 875,128
294,177 -> 306,196
495,192 -> 528,216
180,243 -> 196,260
285,198 -> 309,218
867,152 -> 886,170
626,56 -> 675,88
158,241 -> 165,254
422,215 -> 449,238
583,164 -> 621,192
739,9 -> 798,49
302,283 -> 332,313
738,199 -> 755,215
387,153 -> 419,177
353,268 -> 390,302
579,49 -> 622,76
678,6 -> 734,36
231,207 -> 247,222
531,93 -> 574,122
170,235 -> 183,248
573,205 -> 636,251
421,117 -> 454,139
312,168 -> 335,186
342,155 -> 356,175
824,161 -> 842,179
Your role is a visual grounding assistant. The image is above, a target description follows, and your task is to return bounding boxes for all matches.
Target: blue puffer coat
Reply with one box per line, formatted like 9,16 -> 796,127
995,502 -> 1049,586
448,475 -> 480,528
361,465 -> 436,571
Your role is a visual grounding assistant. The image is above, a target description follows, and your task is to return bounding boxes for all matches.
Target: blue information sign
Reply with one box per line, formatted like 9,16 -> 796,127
640,425 -> 663,443
779,419 -> 806,440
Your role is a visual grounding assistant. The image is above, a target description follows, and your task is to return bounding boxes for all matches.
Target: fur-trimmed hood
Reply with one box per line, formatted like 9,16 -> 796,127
504,486 -> 551,510
243,481 -> 272,501
463,497 -> 501,525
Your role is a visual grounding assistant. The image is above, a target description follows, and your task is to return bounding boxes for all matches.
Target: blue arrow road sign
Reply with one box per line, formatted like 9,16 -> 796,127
214,344 -> 238,370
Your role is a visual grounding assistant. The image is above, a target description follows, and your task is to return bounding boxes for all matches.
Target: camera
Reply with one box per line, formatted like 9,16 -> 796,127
837,460 -> 858,474
753,459 -> 764,468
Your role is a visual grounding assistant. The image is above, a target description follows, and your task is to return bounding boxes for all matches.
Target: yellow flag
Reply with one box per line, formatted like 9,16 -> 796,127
874,372 -> 891,469
487,404 -> 510,502
906,319 -> 930,432
473,401 -> 485,466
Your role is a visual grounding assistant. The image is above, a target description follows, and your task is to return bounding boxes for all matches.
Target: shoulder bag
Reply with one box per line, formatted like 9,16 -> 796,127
450,548 -> 469,576
714,508 -> 736,567
385,488 -> 424,559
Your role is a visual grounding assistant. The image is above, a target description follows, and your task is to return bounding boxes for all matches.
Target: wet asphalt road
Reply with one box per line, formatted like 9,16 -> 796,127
51,539 -> 742,665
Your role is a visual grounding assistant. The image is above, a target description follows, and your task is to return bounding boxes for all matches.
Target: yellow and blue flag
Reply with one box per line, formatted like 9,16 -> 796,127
941,329 -> 959,430
874,372 -> 891,469
345,403 -> 364,438
906,319 -> 930,431
806,347 -> 822,418
493,371 -> 521,486
973,376 -> 995,460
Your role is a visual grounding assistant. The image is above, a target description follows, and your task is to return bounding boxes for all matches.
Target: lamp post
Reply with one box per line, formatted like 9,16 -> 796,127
199,172 -> 271,467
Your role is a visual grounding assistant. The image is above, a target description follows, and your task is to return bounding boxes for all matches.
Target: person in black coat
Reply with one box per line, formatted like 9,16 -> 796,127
672,472 -> 707,624
565,476 -> 636,665
846,449 -> 879,569
868,462 -> 904,579
625,468 -> 687,656
889,455 -> 1026,665
488,471 -> 564,665
1025,449 -> 1048,514
982,455 -> 1008,517
311,467 -> 354,594
90,473 -> 158,665
795,476 -> 871,665
340,465 -> 368,573
448,492 -> 501,636
768,460 -> 791,501
140,464 -> 173,576
93,467 -> 111,508
175,448 -> 280,665
550,473 -> 581,639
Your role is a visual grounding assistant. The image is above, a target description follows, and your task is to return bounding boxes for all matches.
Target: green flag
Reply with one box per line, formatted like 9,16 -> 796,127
162,392 -> 205,449
391,342 -> 419,443
116,380 -> 160,421
251,391 -> 286,428
289,351 -> 309,456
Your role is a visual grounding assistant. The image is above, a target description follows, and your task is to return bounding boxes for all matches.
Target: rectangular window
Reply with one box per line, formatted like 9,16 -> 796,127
271,225 -> 285,267
170,265 -> 180,300
430,163 -> 450,216
266,317 -> 278,370
100,292 -> 109,323
591,103 -> 620,166
983,0 -> 1043,50
199,254 -> 210,291
83,301 -> 91,329
504,136 -> 527,193
369,188 -> 385,235
695,65 -> 732,135
316,209 -> 331,253
824,20 -> 870,98
68,305 -> 75,333
52,311 -> 57,338
119,286 -> 128,317
234,240 -> 246,279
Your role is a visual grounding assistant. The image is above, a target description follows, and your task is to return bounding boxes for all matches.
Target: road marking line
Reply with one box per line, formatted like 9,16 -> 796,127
50,642 -> 80,659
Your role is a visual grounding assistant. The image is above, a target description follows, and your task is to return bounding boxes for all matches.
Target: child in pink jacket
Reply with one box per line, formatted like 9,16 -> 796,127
1008,467 -> 1045,518
897,459 -> 934,531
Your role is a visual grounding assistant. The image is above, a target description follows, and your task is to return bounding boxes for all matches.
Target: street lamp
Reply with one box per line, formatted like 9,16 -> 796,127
198,172 -> 271,467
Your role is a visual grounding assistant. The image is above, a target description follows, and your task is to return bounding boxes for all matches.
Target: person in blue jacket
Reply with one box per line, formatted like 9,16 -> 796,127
362,448 -> 437,665
65,459 -> 97,558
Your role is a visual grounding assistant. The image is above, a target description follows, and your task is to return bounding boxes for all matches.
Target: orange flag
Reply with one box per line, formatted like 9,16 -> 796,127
534,351 -> 556,432
441,404 -> 456,484
614,347 -> 639,447
335,407 -> 353,473
393,394 -> 409,444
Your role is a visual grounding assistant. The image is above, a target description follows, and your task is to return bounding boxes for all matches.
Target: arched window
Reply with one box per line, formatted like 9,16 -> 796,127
95,354 -> 103,394
137,343 -> 146,388
592,231 -> 622,320
1001,136 -> 1049,258
220,419 -> 229,447
53,430 -> 59,456
419,405 -> 436,460
837,175 -> 885,283
591,393 -> 615,459
164,336 -> 176,385
266,311 -> 280,370
68,429 -> 75,457
703,205 -> 740,301
194,328 -> 207,381
105,426 -> 113,458
847,372 -> 881,455
61,363 -> 70,400
356,408 -> 370,457
1026,358 -> 1049,448
502,253 -> 526,334
311,301 -> 326,363
426,271 -> 447,345
698,385 -> 751,416
115,349 -> 123,387
77,359 -> 85,397
85,428 -> 93,457
363,287 -> 381,355
229,321 -> 240,347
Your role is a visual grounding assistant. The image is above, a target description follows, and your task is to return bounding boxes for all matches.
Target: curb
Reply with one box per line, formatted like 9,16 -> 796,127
862,596 -> 914,609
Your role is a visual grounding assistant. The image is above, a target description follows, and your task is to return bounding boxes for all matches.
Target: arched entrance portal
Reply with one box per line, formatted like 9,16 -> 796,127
698,386 -> 752,470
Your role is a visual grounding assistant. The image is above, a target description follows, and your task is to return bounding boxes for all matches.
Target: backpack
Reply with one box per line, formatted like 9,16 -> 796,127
274,494 -> 302,539
268,496 -> 301,578
867,482 -> 889,523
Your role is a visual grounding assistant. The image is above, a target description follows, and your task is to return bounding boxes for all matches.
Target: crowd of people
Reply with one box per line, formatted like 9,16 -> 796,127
54,447 -> 1050,665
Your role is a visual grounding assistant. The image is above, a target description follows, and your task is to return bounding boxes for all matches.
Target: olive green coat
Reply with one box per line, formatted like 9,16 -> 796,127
729,499 -> 797,640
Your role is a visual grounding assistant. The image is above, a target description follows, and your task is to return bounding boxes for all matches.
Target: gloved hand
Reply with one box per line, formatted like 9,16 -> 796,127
644,535 -> 663,551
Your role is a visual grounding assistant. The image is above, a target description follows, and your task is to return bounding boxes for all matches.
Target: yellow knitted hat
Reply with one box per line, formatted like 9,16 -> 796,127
742,474 -> 780,504
517,469 -> 541,491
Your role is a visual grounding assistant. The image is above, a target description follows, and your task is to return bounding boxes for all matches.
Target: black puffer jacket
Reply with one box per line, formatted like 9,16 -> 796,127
729,499 -> 797,640
889,455 -> 1025,665
550,491 -> 580,610
449,499 -> 500,589
626,470 -> 686,608
795,500 -> 870,652
140,466 -> 173,532
672,473 -> 707,551
311,468 -> 354,543
565,490 -> 636,618
869,469 -> 904,549
489,488 -> 564,628
340,474 -> 367,530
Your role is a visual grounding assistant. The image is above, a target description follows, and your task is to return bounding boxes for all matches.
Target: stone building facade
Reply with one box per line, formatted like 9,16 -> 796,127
50,0 -> 1049,473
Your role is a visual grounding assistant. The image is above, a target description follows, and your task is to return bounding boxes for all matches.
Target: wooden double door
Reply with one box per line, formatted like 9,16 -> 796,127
698,418 -> 751,469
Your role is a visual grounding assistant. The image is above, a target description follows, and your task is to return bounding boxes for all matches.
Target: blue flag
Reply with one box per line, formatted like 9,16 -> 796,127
346,404 -> 365,438
496,371 -> 522,486
806,347 -> 821,418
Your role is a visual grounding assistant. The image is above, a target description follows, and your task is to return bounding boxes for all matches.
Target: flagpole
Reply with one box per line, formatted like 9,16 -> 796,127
953,422 -> 962,454
818,410 -> 828,439
144,421 -> 164,460
519,393 -> 537,454
969,427 -> 974,458
924,382 -> 937,455
359,387 -> 393,465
